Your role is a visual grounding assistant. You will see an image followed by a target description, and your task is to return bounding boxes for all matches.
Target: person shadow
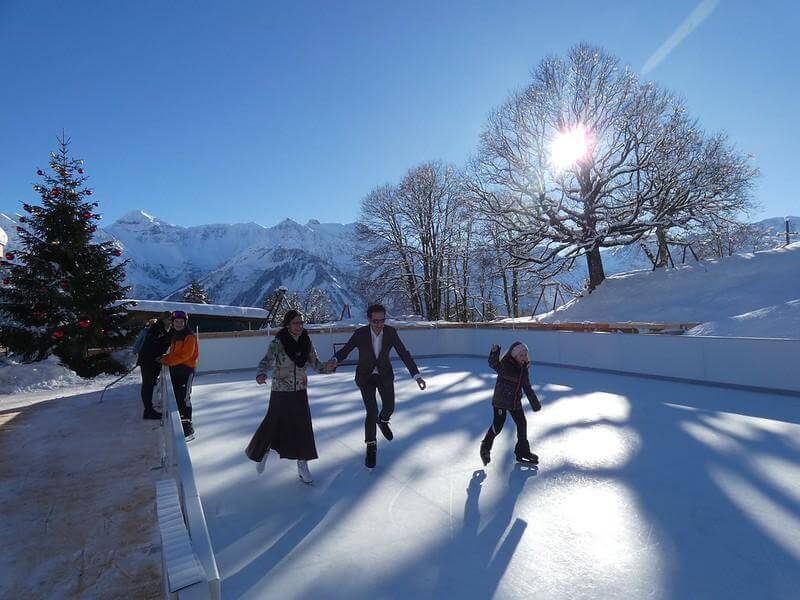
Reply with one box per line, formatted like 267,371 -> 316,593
432,464 -> 539,597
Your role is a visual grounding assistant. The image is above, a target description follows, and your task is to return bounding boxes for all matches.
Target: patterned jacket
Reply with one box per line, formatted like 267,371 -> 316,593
488,346 -> 541,411
256,335 -> 325,392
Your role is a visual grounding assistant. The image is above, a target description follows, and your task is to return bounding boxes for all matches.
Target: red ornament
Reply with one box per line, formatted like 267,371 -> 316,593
78,168 -> 84,174
52,188 -> 61,197
2,278 -> 9,285
16,226 -> 25,233
89,226 -> 97,233
23,203 -> 32,212
39,286 -> 48,293
78,320 -> 91,328
59,169 -> 67,177
82,211 -> 92,219
113,248 -> 122,257
60,280 -> 69,290
5,252 -> 14,260
19,217 -> 26,223
85,189 -> 93,196
52,330 -> 64,340
99,328 -> 106,335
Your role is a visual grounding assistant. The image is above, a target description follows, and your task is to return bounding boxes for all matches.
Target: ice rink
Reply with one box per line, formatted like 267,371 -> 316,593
187,357 -> 800,599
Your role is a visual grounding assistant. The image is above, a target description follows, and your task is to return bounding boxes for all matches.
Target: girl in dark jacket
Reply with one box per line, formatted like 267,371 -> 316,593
480,341 -> 541,466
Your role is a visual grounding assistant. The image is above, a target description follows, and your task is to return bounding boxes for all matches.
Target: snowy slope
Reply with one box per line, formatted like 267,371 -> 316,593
535,243 -> 800,338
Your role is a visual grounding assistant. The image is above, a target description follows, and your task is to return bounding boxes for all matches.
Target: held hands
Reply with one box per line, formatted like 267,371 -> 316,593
322,360 -> 337,374
256,374 -> 267,385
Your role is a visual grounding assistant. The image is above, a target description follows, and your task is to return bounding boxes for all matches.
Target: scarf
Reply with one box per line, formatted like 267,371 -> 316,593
277,328 -> 311,367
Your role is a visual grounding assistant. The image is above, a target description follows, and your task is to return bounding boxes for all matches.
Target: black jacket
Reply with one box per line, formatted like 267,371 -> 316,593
137,321 -> 171,366
488,346 -> 540,411
334,325 -> 420,383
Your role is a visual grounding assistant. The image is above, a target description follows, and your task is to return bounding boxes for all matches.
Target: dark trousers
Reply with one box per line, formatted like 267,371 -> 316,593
357,373 -> 395,443
169,365 -> 194,421
139,362 -> 162,412
483,407 -> 527,445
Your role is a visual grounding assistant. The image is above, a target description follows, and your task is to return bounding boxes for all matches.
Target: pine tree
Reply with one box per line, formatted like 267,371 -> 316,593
0,135 -> 133,377
182,278 -> 211,304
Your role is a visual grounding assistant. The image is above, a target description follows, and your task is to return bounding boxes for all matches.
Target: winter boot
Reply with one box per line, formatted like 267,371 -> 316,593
182,419 -> 195,441
365,441 -> 377,469
514,439 -> 538,464
377,419 -> 394,441
480,438 -> 492,466
143,408 -> 162,420
297,460 -> 313,484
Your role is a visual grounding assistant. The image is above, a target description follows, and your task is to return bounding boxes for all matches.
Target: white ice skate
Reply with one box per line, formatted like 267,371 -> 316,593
297,460 -> 313,484
257,452 -> 269,474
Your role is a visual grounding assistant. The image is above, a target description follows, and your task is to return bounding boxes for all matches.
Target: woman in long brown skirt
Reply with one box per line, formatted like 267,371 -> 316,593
245,309 -> 330,484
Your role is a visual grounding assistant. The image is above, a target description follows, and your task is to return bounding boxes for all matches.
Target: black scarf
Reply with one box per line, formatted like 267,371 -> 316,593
278,328 -> 311,367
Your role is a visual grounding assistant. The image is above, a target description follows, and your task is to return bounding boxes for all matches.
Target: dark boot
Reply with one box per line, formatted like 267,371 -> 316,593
365,441 -> 377,469
480,438 -> 492,466
515,439 -> 538,464
143,408 -> 162,420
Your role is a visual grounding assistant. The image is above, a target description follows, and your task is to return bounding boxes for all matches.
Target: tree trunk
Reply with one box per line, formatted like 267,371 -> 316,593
655,226 -> 670,268
585,245 -> 606,291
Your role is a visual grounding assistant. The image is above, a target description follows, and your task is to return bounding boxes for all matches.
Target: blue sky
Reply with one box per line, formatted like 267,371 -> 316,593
1,0 -> 797,227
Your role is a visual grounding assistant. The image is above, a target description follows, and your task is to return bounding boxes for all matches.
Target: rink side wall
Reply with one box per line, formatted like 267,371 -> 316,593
196,326 -> 800,395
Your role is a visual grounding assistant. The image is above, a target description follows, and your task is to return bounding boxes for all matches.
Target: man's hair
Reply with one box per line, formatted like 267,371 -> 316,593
366,304 -> 386,318
160,311 -> 172,319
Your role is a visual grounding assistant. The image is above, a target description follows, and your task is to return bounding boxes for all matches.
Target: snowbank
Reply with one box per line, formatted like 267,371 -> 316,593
535,243 -> 800,339
121,299 -> 269,319
0,356 -> 133,397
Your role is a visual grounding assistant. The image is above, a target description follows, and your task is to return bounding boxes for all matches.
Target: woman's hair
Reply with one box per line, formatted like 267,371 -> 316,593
282,309 -> 305,328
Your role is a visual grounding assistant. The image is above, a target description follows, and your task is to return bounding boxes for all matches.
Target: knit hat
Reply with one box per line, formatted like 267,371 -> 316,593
171,310 -> 188,321
509,342 -> 529,361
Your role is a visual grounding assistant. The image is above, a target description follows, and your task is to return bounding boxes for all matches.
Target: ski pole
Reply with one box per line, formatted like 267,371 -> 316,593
98,365 -> 139,403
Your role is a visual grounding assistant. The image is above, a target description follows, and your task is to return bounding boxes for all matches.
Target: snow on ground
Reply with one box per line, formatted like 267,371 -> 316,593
533,243 -> 800,338
0,378 -> 162,598
188,358 -> 800,599
0,355 -> 138,398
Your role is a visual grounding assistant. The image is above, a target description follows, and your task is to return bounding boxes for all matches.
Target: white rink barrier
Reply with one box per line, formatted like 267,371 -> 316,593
159,373 -> 221,600
196,325 -> 799,395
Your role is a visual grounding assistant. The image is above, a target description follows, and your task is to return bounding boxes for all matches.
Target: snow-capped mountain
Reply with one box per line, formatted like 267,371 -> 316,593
103,210 -> 364,308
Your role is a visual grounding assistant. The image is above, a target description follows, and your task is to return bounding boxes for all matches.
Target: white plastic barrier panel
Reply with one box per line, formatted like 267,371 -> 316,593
196,327 -> 800,394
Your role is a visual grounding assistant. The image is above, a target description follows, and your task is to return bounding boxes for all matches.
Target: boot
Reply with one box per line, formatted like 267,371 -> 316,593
515,439 -> 538,464
143,407 -> 162,420
297,460 -> 313,484
365,441 -> 377,469
480,438 -> 492,466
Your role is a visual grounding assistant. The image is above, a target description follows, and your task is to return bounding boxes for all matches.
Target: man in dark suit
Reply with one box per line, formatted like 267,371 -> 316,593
328,304 -> 426,468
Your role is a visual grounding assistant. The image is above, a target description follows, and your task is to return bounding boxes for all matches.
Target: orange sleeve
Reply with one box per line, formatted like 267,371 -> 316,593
162,335 -> 198,367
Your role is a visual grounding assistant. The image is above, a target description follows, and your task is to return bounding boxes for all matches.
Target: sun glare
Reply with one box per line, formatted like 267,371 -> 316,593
550,124 -> 593,169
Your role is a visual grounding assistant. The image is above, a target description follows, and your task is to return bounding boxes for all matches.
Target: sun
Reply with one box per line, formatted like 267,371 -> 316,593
550,124 -> 593,170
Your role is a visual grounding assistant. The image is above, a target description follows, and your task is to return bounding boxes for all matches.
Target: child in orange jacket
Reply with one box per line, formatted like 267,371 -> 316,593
159,310 -> 199,438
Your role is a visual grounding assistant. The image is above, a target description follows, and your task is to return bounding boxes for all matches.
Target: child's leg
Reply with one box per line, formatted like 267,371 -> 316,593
483,407 -> 508,443
509,408 -> 527,444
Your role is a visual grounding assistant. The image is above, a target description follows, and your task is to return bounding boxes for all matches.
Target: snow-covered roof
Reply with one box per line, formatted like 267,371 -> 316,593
120,299 -> 269,319
0,226 -> 7,246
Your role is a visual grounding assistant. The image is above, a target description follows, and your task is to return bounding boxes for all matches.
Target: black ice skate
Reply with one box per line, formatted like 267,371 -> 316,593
377,419 -> 394,441
365,441 -> 377,469
514,440 -> 538,464
182,419 -> 195,441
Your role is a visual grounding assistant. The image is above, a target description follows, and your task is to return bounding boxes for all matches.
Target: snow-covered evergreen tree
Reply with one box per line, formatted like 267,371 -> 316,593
0,136 -> 132,376
182,278 -> 211,304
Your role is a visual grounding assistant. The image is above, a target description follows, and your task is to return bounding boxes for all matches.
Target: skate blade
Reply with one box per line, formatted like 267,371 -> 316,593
298,475 -> 313,484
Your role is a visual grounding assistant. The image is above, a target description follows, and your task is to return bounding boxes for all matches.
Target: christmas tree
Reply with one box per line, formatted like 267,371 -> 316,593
0,135 -> 133,377
182,278 -> 211,304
